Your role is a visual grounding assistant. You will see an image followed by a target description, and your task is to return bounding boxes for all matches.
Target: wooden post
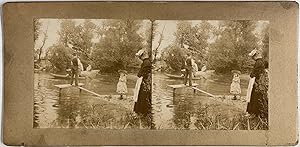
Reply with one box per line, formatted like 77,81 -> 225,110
247,118 -> 250,130
59,88 -> 62,97
79,85 -> 82,95
173,88 -> 175,97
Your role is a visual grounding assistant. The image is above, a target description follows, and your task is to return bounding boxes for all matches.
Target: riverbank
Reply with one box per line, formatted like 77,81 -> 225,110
47,95 -> 140,129
34,72 -> 268,130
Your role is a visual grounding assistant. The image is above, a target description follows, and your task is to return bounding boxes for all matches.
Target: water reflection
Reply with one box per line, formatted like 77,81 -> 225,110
34,72 -> 249,129
152,72 -> 248,130
35,72 -> 157,129
173,96 -> 194,129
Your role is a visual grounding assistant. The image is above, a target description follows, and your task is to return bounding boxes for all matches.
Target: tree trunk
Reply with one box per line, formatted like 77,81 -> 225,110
38,21 -> 49,62
149,19 -> 155,61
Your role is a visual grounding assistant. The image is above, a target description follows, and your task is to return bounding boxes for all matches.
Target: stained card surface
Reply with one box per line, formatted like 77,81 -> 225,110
3,2 -> 298,146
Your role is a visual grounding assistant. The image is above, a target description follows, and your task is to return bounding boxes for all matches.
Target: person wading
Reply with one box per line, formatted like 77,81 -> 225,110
183,53 -> 193,86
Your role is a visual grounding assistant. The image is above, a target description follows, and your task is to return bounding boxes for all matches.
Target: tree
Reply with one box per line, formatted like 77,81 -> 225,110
144,20 -> 157,61
162,21 -> 213,72
69,20 -> 96,57
175,21 -> 193,48
57,19 -> 96,68
261,25 -> 269,61
36,21 -> 49,62
162,45 -> 186,72
208,20 -> 259,73
34,19 -> 42,43
92,19 -> 144,73
174,21 -> 213,63
46,44 -> 73,73
58,19 -> 76,47
152,22 -> 165,63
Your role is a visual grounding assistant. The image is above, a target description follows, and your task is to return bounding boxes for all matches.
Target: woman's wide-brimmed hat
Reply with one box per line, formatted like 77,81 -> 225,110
231,70 -> 241,75
135,49 -> 145,57
248,48 -> 263,59
118,69 -> 128,74
248,49 -> 258,57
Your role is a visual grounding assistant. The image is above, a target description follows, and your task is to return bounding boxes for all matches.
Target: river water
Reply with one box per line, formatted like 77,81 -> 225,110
34,72 -> 249,129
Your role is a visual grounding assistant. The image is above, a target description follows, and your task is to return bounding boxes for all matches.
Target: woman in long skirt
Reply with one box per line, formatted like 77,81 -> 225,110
247,49 -> 268,120
133,49 -> 154,128
134,49 -> 152,114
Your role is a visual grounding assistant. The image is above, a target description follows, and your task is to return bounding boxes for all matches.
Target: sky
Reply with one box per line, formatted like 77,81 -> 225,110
35,19 -> 269,57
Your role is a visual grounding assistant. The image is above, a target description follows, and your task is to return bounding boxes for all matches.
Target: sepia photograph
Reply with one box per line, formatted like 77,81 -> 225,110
152,20 -> 269,130
34,18 -> 269,130
34,19 -> 153,129
3,2 -> 298,145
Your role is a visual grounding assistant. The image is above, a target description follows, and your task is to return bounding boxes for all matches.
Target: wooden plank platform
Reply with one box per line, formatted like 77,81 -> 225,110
54,83 -> 84,96
168,83 -> 199,97
168,83 -> 199,89
54,83 -> 84,89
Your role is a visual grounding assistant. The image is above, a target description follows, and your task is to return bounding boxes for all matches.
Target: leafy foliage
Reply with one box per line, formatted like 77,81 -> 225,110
92,19 -> 144,73
34,19 -> 42,43
162,21 -> 213,72
46,44 -> 72,72
207,20 -> 259,73
261,25 -> 269,61
41,19 -> 268,74
58,19 -> 77,47
162,45 -> 186,72
174,21 -> 212,61
57,19 -> 96,68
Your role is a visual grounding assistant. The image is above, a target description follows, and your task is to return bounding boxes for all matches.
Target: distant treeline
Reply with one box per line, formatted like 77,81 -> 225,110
161,20 -> 269,74
34,19 -> 269,74
34,19 -> 151,73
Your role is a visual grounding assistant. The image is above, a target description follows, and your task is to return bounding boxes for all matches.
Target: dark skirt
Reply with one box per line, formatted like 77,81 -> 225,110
133,81 -> 154,128
247,70 -> 269,119
134,87 -> 152,115
134,72 -> 152,115
247,85 -> 262,115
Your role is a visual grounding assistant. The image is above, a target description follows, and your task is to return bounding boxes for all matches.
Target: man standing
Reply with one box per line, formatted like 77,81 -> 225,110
183,53 -> 193,86
70,53 -> 79,86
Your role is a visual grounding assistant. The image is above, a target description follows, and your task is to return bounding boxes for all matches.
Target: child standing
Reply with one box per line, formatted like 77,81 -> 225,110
117,70 -> 128,100
230,70 -> 241,100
